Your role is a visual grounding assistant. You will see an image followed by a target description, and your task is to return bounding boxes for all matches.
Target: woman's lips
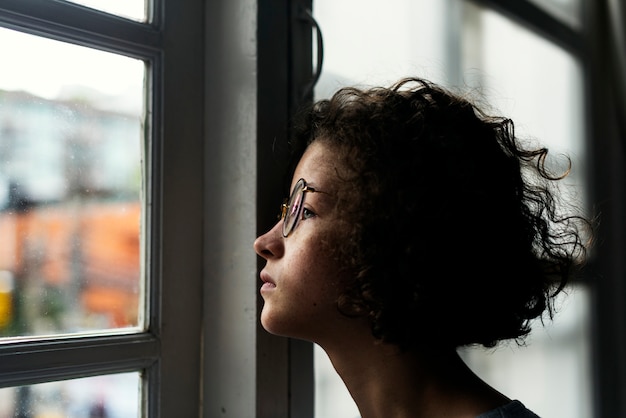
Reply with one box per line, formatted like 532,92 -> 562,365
260,271 -> 276,291
261,282 -> 276,291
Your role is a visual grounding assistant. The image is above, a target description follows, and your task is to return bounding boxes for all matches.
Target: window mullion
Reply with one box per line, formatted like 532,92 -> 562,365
0,333 -> 159,388
467,0 -> 582,54
0,0 -> 161,57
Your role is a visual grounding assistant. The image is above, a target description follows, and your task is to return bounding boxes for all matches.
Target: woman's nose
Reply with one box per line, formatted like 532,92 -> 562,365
254,221 -> 284,260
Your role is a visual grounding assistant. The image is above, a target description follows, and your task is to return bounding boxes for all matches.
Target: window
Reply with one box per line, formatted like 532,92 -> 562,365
0,1 -> 204,416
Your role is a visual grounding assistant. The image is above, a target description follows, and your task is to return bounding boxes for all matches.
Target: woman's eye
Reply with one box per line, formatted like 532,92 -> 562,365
302,208 -> 316,219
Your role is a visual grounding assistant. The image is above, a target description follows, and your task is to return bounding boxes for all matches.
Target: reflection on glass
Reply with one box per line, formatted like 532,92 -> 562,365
62,0 -> 147,22
0,372 -> 141,417
0,28 -> 145,339
312,1 -> 590,418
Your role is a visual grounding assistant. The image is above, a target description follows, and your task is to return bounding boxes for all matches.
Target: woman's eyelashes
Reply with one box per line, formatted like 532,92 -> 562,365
302,207 -> 316,220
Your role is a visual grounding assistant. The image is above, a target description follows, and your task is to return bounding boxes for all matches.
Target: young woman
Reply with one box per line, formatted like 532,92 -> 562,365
254,78 -> 591,418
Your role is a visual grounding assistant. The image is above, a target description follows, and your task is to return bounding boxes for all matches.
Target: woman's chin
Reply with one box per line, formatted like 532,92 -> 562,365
260,310 -> 287,336
260,310 -> 308,340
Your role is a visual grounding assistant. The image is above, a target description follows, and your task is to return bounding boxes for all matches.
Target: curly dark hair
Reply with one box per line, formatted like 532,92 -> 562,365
288,77 -> 591,350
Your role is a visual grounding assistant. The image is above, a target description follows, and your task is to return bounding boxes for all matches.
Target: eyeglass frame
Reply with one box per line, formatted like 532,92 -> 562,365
279,178 -> 321,238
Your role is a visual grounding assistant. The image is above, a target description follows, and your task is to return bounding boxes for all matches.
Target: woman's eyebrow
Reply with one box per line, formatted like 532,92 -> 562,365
308,182 -> 333,197
302,183 -> 334,206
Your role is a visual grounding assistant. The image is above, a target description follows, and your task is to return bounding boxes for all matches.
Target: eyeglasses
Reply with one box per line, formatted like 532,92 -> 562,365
279,178 -> 319,237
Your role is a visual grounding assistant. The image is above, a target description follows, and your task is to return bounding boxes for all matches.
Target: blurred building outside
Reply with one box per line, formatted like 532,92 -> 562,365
0,88 -> 143,416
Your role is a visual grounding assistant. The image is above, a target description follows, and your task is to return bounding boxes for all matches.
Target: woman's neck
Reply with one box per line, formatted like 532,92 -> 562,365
320,339 -> 509,418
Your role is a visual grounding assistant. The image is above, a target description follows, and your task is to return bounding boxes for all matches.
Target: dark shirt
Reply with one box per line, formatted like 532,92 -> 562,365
476,400 -> 541,418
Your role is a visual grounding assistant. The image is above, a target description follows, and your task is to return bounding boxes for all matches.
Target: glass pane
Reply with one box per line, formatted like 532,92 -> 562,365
312,1 -> 590,417
0,372 -> 141,417
0,27 -> 146,339
314,0 -> 453,99
460,4 -> 586,203
62,0 -> 147,22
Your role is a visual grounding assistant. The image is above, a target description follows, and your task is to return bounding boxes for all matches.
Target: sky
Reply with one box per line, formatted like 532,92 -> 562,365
0,2 -> 144,112
67,0 -> 145,21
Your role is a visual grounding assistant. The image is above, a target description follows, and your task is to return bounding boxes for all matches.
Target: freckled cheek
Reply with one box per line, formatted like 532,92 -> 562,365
297,261 -> 345,305
289,229 -> 347,302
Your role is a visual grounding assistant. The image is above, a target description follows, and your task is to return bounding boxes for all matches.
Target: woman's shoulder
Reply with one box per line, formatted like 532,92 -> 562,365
476,400 -> 541,418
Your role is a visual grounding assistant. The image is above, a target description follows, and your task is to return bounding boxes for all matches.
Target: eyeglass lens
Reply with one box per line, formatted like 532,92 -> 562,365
283,179 -> 305,237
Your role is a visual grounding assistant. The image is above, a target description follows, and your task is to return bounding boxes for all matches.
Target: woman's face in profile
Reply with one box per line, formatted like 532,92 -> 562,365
254,140 -> 357,345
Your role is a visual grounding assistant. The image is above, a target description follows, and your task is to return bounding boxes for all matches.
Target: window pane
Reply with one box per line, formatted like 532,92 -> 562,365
314,0 -> 453,99
460,3 -> 587,204
0,28 -> 146,339
0,372 -> 141,417
61,0 -> 147,22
